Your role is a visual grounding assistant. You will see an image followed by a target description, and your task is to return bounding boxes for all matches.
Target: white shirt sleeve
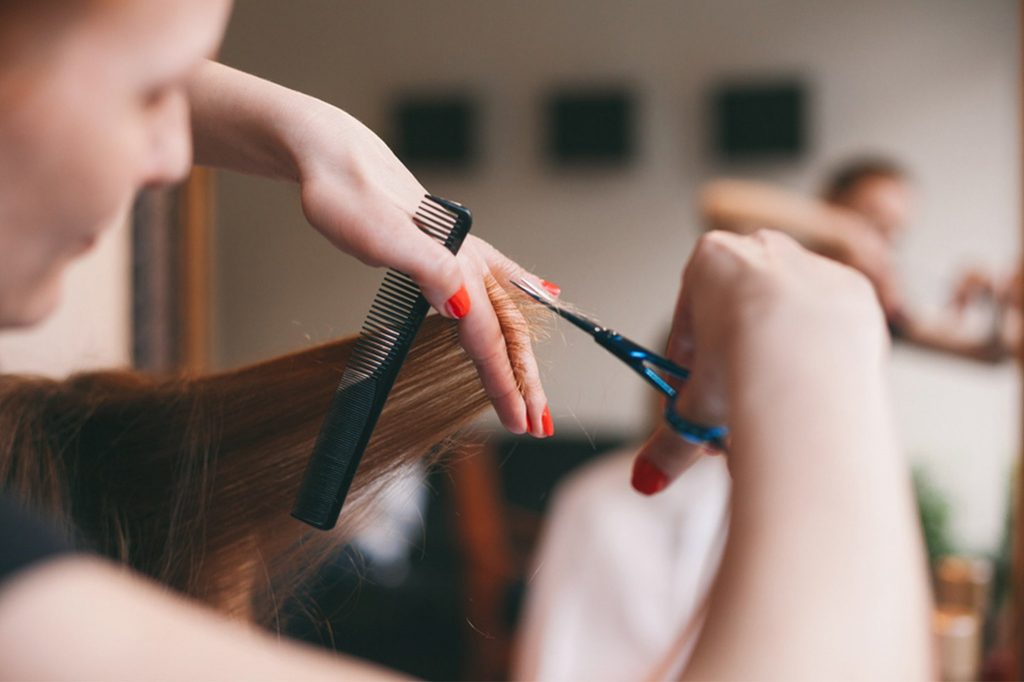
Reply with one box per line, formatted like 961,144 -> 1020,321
512,450 -> 730,682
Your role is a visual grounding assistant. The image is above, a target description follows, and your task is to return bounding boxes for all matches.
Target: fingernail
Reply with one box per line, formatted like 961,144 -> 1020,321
541,280 -> 562,297
445,285 -> 471,319
541,405 -> 554,437
632,457 -> 668,496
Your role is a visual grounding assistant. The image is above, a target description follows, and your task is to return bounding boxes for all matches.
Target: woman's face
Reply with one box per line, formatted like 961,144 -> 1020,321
0,0 -> 232,327
840,175 -> 913,243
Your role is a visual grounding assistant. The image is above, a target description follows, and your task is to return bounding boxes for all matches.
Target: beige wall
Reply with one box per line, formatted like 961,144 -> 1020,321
213,0 -> 1020,551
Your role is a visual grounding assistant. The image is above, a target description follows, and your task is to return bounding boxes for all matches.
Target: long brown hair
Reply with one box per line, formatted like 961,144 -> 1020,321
0,278 -> 541,622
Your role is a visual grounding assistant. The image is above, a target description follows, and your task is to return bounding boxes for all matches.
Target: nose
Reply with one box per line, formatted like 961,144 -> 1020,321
142,90 -> 193,187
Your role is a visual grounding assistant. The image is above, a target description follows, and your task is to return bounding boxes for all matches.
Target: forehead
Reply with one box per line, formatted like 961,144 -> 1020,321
852,174 -> 909,197
72,0 -> 231,77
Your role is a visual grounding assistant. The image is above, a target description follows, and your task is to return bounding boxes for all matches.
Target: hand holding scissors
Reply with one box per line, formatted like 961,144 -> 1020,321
512,279 -> 729,453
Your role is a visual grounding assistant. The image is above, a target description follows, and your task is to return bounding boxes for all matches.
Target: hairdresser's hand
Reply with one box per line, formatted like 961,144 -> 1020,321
949,267 -> 999,314
631,230 -> 887,494
190,63 -> 461,312
295,106 -> 456,306
295,110 -> 553,436
187,64 -> 552,436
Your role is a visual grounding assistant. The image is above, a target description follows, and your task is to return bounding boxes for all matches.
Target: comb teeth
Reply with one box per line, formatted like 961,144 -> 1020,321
343,198 -> 460,380
415,201 -> 460,242
292,195 -> 472,530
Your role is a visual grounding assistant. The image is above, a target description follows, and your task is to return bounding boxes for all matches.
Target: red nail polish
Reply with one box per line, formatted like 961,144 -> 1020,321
632,458 -> 668,496
541,280 -> 562,297
541,405 -> 554,437
445,285 -> 471,319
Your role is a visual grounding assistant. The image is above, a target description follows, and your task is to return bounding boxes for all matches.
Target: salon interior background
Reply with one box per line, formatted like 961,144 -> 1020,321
0,0 -> 1018,553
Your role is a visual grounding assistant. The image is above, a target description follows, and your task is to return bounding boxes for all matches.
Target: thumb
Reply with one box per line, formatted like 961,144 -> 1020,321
631,425 -> 704,496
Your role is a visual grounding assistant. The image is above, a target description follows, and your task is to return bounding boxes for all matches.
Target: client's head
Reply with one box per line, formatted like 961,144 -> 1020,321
821,157 -> 912,243
0,0 -> 232,327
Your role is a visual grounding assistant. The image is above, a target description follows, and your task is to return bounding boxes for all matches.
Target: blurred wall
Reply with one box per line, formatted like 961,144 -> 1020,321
213,0 -> 1020,552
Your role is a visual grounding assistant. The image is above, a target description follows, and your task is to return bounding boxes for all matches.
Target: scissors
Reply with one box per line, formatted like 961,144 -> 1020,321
512,280 -> 728,452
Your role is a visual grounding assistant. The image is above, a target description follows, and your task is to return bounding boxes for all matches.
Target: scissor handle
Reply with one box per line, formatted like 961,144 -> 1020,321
592,330 -> 728,452
665,398 -> 729,452
641,350 -> 690,382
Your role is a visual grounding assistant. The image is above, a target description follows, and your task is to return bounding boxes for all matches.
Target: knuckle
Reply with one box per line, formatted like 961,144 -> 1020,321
700,230 -> 732,251
517,355 -> 543,388
470,342 -> 510,368
485,379 -> 522,404
417,252 -> 464,299
524,383 -> 546,410
461,313 -> 509,358
440,251 -> 464,285
691,231 -> 740,276
696,232 -> 729,261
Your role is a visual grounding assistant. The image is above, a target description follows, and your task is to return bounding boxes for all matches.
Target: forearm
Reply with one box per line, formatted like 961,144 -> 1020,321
895,313 -> 1013,364
188,61 -> 332,182
187,61 -> 424,222
700,180 -> 850,257
683,336 -> 932,680
0,557 -> 402,681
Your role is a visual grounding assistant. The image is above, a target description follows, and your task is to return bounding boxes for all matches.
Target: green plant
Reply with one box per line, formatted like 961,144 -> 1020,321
912,465 -> 956,564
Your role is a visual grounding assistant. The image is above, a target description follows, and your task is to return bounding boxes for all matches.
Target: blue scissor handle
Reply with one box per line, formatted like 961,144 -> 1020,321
594,330 -> 729,451
665,399 -> 730,451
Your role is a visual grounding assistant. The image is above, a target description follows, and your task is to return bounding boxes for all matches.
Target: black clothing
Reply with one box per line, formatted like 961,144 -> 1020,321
0,495 -> 71,586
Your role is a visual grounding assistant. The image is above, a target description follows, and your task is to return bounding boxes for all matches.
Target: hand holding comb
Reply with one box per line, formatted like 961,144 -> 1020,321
292,195 -> 472,530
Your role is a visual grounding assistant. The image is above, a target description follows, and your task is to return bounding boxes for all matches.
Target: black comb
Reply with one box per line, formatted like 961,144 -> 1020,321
292,195 -> 473,530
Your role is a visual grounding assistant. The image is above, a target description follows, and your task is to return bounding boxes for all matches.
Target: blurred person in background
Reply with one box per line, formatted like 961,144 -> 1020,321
947,263 -> 1022,357
514,443 -> 730,680
702,158 -> 1018,363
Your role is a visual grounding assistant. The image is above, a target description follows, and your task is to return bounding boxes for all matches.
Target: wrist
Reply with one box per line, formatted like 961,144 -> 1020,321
267,93 -> 339,184
284,96 -> 386,191
732,282 -> 886,364
290,102 -> 428,215
724,301 -> 889,439
727,346 -> 894,486
187,62 -> 323,183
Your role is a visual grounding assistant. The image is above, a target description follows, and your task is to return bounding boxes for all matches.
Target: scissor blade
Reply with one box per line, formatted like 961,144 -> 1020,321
510,279 -> 602,335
